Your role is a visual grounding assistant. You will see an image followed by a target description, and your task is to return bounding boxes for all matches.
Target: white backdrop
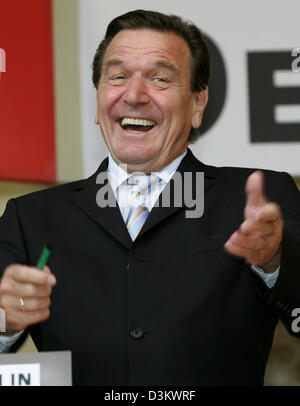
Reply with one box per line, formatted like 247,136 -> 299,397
79,0 -> 300,177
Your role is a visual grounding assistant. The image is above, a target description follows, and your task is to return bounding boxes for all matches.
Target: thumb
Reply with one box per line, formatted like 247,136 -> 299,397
42,266 -> 56,286
42,265 -> 51,273
245,171 -> 267,214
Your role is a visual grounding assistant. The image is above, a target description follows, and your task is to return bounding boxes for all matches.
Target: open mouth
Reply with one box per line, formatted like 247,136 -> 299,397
120,118 -> 156,132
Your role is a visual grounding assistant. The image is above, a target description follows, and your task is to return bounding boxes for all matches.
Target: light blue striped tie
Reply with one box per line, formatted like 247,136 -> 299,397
125,175 -> 157,241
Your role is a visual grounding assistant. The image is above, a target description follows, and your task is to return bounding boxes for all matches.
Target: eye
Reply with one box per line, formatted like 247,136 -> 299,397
108,74 -> 126,86
152,76 -> 170,88
154,77 -> 167,83
112,74 -> 125,80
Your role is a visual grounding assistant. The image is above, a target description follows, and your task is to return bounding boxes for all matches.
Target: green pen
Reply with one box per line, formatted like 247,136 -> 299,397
36,244 -> 52,270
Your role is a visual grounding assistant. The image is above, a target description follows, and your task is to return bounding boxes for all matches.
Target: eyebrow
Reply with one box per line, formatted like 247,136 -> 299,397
154,60 -> 180,76
102,58 -> 180,77
102,58 -> 123,72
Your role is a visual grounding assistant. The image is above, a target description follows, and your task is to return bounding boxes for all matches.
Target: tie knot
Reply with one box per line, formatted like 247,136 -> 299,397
127,174 -> 160,193
116,174 -> 162,221
128,175 -> 149,195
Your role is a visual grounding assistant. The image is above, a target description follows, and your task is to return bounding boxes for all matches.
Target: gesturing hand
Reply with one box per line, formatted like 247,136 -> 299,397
224,171 -> 283,273
0,264 -> 56,333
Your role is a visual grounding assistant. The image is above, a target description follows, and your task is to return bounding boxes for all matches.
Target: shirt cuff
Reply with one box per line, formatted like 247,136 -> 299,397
0,308 -> 6,332
0,308 -> 24,352
0,331 -> 24,353
250,265 -> 280,289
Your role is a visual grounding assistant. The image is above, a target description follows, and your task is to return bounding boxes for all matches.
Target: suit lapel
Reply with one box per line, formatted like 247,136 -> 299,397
139,149 -> 217,238
69,149 -> 217,247
70,158 -> 132,249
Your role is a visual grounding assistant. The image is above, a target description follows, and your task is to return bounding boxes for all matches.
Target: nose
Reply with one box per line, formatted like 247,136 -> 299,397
123,73 -> 150,107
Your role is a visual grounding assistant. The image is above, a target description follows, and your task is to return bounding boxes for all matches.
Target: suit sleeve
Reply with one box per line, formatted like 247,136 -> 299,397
0,198 -> 28,270
265,172 -> 300,337
0,198 -> 30,351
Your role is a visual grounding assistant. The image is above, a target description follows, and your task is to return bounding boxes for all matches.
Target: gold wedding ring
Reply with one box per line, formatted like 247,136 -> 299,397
19,297 -> 25,311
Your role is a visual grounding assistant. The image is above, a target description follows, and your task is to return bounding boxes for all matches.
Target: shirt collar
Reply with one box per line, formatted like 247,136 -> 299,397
107,150 -> 187,192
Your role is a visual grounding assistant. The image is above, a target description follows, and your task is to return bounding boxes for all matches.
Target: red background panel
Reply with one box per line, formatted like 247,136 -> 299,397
0,0 -> 56,183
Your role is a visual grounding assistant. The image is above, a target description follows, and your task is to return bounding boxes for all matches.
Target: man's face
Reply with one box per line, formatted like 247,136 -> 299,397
96,28 -> 207,172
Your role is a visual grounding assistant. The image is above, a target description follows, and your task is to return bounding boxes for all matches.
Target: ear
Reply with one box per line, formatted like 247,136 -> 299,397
191,87 -> 209,129
95,88 -> 100,125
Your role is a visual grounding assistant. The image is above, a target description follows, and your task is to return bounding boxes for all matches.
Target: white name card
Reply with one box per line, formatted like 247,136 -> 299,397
0,363 -> 40,386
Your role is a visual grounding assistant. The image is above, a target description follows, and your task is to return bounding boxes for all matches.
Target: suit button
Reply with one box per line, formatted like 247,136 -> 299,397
129,328 -> 144,339
126,264 -> 130,271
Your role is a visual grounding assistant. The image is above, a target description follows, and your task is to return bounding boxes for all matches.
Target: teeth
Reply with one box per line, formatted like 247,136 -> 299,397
121,118 -> 156,127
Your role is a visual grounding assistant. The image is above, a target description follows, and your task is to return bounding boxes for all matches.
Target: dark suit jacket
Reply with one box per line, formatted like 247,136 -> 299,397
0,149 -> 300,385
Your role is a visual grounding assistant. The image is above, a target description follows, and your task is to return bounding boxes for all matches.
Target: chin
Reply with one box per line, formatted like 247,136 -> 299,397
114,146 -> 156,166
117,153 -> 150,166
